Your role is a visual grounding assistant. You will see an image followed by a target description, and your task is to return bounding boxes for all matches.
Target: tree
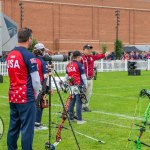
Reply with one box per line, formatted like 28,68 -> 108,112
114,39 -> 122,59
28,38 -> 38,52
101,44 -> 107,54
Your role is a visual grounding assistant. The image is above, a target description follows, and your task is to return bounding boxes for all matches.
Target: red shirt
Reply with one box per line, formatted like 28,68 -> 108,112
36,56 -> 48,83
81,53 -> 105,78
66,60 -> 84,86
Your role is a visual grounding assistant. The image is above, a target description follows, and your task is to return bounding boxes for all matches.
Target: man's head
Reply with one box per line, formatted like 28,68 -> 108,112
72,50 -> 82,61
18,27 -> 32,48
83,44 -> 93,55
33,43 -> 48,56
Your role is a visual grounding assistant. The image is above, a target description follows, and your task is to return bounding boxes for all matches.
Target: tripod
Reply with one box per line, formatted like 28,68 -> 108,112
45,64 -> 80,150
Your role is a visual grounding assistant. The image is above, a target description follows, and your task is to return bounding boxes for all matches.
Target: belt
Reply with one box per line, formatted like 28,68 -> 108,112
87,77 -> 93,80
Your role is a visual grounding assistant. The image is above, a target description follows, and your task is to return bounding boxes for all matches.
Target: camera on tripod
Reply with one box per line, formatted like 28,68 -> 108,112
128,61 -> 141,76
42,53 -> 69,150
128,61 -> 137,70
43,54 -> 68,62
43,53 -> 68,72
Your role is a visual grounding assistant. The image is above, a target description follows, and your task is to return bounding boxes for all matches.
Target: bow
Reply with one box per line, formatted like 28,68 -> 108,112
52,76 -> 81,150
53,94 -> 72,146
127,89 -> 150,150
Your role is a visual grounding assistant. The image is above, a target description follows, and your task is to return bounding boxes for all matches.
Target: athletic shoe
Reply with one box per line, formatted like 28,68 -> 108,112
34,125 -> 48,131
73,116 -> 78,120
34,122 -> 48,131
77,120 -> 87,124
40,125 -> 48,130
35,122 -> 40,127
34,126 -> 41,131
82,107 -> 91,112
70,118 -> 77,122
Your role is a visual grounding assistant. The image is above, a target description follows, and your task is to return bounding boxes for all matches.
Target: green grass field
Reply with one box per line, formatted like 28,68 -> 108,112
0,71 -> 150,150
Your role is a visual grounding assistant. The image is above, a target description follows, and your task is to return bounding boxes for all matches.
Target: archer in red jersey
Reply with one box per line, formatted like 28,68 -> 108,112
81,44 -> 109,112
66,50 -> 87,124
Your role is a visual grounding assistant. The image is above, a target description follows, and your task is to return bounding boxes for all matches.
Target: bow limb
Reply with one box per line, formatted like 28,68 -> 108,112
134,103 -> 150,149
55,95 -> 72,144
137,102 -> 150,148
143,103 -> 150,124
52,75 -> 80,150
127,89 -> 150,150
52,122 -> 105,144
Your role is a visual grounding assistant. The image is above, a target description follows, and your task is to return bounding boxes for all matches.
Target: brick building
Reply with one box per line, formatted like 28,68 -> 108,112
1,0 -> 150,53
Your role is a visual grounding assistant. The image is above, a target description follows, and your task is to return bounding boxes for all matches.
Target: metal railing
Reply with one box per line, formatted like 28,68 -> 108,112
0,59 -> 149,76
0,62 -> 8,76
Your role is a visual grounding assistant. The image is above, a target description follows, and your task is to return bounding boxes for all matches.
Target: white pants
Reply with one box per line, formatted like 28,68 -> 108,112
82,79 -> 93,108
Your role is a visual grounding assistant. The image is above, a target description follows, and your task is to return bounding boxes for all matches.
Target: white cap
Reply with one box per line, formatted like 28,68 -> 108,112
34,43 -> 48,50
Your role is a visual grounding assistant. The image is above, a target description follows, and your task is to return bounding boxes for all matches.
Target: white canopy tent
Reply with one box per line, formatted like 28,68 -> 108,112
125,45 -> 150,52
134,45 -> 150,52
0,1 -> 17,55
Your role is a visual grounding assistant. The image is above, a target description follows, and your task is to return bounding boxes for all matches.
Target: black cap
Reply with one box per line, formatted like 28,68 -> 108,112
83,44 -> 93,50
73,50 -> 82,57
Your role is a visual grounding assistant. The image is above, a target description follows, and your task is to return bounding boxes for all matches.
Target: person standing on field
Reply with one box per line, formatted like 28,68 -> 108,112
81,44 -> 109,112
33,43 -> 49,130
6,27 -> 41,150
66,50 -> 87,124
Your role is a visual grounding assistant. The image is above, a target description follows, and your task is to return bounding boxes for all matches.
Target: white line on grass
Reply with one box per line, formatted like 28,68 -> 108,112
92,110 -> 141,120
52,104 -> 61,107
92,93 -> 137,99
0,103 -> 8,106
89,120 -> 150,133
52,108 -> 142,121
0,96 -> 8,99
0,96 -> 141,120
94,85 -> 149,90
1,95 -> 144,132
0,96 -> 9,106
92,120 -> 131,129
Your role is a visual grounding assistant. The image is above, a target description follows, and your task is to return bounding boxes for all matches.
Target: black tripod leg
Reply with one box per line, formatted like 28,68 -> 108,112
54,70 -> 63,82
45,74 -> 55,150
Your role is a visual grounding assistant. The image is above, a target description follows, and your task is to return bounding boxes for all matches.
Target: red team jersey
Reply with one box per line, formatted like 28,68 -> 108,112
81,54 -> 105,78
36,56 -> 48,83
66,60 -> 85,86
6,47 -> 38,104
